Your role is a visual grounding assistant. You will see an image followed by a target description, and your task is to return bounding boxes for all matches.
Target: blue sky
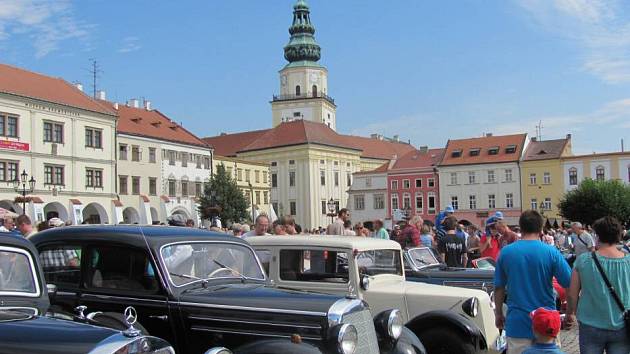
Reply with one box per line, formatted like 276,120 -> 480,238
1,0 -> 629,154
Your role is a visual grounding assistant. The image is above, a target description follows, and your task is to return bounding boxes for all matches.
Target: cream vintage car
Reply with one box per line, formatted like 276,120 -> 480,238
248,235 -> 505,354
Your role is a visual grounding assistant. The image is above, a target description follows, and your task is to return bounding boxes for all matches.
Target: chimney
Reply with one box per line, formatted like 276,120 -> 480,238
419,146 -> 429,154
393,135 -> 399,142
371,133 -> 379,139
485,133 -> 493,137
531,137 -> 537,142
144,99 -> 152,111
127,98 -> 140,108
566,133 -> 572,140
388,154 -> 398,169
97,90 -> 106,100
74,82 -> 83,92
113,102 -> 119,110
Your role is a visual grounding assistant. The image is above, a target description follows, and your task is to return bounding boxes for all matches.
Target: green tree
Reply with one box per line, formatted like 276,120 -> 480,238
198,164 -> 249,224
558,178 -> 630,226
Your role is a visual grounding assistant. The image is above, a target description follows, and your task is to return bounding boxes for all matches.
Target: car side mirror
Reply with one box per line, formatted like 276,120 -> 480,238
46,283 -> 57,300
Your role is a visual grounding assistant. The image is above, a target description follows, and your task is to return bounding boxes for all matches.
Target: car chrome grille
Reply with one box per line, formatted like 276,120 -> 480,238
342,309 -> 379,354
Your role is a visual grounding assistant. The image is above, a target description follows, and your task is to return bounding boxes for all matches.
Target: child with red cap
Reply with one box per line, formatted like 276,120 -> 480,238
522,308 -> 565,354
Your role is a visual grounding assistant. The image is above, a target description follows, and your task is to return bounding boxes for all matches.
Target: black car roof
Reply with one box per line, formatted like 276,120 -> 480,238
29,225 -> 244,250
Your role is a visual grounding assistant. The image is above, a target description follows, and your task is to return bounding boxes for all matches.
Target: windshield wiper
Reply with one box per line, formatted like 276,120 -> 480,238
169,272 -> 201,281
213,259 -> 247,282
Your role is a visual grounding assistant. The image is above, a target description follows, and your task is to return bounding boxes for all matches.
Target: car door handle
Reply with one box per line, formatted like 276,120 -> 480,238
149,315 -> 168,321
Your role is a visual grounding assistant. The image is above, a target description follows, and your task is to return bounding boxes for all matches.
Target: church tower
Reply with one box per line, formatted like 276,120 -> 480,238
272,0 -> 337,130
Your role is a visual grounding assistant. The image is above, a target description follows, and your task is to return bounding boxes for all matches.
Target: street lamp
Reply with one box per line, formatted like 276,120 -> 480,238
13,170 -> 35,215
248,182 -> 255,222
326,198 -> 336,224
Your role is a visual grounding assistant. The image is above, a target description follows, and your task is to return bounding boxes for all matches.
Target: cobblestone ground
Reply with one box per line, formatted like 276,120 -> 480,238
560,326 -> 579,354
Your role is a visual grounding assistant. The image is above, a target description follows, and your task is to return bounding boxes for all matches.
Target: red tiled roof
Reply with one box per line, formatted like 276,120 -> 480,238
105,102 -> 209,148
340,135 -> 415,160
0,63 -> 115,115
390,148 -> 445,171
523,138 -> 570,161
354,161 -> 389,175
440,134 -> 527,166
203,129 -> 271,157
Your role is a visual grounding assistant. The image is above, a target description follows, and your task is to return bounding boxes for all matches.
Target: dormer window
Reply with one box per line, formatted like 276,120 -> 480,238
488,146 -> 499,155
537,150 -> 547,155
169,125 -> 178,130
151,121 -> 161,128
505,145 -> 517,154
131,117 -> 142,123
451,149 -> 462,158
469,148 -> 481,157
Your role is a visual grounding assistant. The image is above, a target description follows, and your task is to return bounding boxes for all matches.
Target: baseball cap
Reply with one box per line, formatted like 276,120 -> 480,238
494,211 -> 504,220
445,205 -> 454,213
530,308 -> 561,338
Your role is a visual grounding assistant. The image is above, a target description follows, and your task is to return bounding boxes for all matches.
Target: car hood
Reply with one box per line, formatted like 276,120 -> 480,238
403,280 -> 490,311
178,281 -> 342,315
0,309 -> 116,354
412,266 -> 494,280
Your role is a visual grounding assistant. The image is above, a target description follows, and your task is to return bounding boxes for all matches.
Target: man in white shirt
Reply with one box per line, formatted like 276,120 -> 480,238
242,215 -> 271,239
326,208 -> 350,235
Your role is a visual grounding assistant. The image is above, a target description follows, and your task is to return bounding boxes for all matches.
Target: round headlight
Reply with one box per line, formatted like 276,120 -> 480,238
336,324 -> 358,354
387,309 -> 404,340
204,348 -> 233,354
462,297 -> 479,317
360,275 -> 370,290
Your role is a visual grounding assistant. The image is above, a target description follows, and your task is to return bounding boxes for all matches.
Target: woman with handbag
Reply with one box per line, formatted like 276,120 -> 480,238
566,216 -> 630,354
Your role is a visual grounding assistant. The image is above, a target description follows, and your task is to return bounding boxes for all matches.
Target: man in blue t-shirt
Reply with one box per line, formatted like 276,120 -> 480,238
494,210 -> 571,354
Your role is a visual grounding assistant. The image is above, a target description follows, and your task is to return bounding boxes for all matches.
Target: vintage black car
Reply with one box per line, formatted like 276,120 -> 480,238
31,225 -> 424,354
403,247 -> 494,295
0,232 -> 176,354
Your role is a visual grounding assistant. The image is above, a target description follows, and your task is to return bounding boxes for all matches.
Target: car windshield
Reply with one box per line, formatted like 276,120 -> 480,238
161,242 -> 265,286
0,248 -> 37,295
407,248 -> 440,268
356,249 -> 402,276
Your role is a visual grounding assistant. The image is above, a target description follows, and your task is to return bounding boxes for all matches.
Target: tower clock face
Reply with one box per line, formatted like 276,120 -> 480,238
309,73 -> 319,83
281,75 -> 288,86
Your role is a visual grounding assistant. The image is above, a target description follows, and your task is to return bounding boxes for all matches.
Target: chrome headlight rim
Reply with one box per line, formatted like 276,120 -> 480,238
203,347 -> 233,354
462,297 -> 479,317
386,309 -> 404,340
332,323 -> 358,354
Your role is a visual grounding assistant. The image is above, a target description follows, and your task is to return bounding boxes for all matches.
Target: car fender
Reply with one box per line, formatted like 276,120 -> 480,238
383,326 -> 427,354
405,310 -> 486,350
232,339 -> 325,354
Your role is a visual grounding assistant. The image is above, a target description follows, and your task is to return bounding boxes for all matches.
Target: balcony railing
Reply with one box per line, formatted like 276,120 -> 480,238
272,92 -> 335,105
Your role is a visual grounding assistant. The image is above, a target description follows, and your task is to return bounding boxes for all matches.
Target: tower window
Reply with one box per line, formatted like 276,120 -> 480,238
312,85 -> 318,97
295,85 -> 301,96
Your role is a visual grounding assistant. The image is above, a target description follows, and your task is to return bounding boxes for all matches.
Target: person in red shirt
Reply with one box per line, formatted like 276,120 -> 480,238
480,222 -> 501,260
399,216 -> 422,249
497,221 -> 519,249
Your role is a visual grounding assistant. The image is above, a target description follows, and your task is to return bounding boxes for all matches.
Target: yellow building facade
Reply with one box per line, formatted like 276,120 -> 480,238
520,136 -> 572,220
214,155 -> 271,219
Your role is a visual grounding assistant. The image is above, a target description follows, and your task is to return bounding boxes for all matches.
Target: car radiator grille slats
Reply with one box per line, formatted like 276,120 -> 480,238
342,309 -> 379,354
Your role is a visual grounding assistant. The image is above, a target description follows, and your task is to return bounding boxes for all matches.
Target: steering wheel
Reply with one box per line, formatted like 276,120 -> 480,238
208,267 -> 232,278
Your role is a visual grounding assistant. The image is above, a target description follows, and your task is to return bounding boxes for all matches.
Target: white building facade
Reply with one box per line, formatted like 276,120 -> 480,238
347,168 -> 389,229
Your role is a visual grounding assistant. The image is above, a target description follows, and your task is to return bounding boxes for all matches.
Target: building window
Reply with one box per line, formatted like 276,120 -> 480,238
505,193 -> 514,208
0,160 -> 19,182
255,170 -> 260,183
263,191 -> 269,204
391,194 -> 399,210
347,174 -> 351,187
374,194 -> 385,209
119,175 -> 128,194
488,194 -> 496,209
415,194 -> 423,211
415,179 -> 422,188
168,151 -> 176,165
85,128 -> 102,148
543,198 -> 552,210
43,122 -> 63,143
132,176 -> 141,195
403,194 -> 411,209
289,160 -> 295,165
295,85 -> 301,96
119,144 -> 128,160
204,157 -> 211,169
271,161 -> 277,167
504,169 -> 513,182
85,169 -> 103,188
450,172 -> 458,185
263,171 -> 268,183
505,145 -> 517,154
569,168 -> 578,186
529,173 -> 537,185
252,191 -> 259,205
321,200 -> 327,214
181,181 -> 188,197
44,165 -> 64,185
354,195 -> 365,210
0,113 -> 18,137
168,179 -> 176,197
149,178 -> 157,196
531,198 -> 537,210
194,182 -> 202,197
365,177 -> 372,187
271,173 -> 278,188
237,169 -> 243,181
403,179 -> 410,189
451,196 -> 459,210
468,171 -> 476,184
131,146 -> 141,162
245,169 -> 251,182
451,150 -> 462,158
543,172 -> 551,184
290,201 -> 297,215
334,172 -> 339,187
181,152 -> 188,167
428,178 -> 435,187
468,195 -> 477,209
312,85 -> 318,97
595,166 -> 605,181
487,170 -> 495,183
289,171 -> 296,187
391,180 -> 398,190
428,193 -> 436,214
488,147 -> 499,155
149,148 -> 157,163
320,170 -> 326,186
